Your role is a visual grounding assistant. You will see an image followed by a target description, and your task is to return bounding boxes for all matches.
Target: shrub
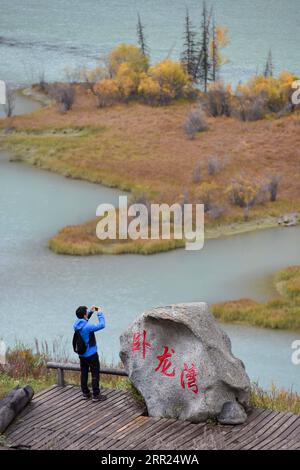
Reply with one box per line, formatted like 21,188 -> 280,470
108,43 -> 149,78
226,176 -> 266,221
236,72 -> 298,115
192,163 -> 202,183
207,156 -> 220,176
198,182 -> 218,212
93,79 -> 120,107
115,63 -> 140,100
184,106 -> 208,139
138,73 -> 162,105
204,82 -> 232,117
1,346 -> 47,379
208,204 -> 226,220
233,93 -> 266,121
146,59 -> 190,104
226,178 -> 258,208
52,85 -> 75,112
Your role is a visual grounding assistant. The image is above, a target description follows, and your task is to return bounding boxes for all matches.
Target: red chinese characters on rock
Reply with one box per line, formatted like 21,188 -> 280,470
131,335 -> 201,395
155,346 -> 176,377
180,363 -> 199,395
131,330 -> 152,359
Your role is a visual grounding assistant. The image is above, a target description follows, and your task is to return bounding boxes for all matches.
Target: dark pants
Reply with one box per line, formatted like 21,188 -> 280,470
79,353 -> 100,397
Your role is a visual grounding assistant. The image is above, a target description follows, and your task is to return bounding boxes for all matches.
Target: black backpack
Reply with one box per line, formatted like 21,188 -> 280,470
72,331 -> 87,355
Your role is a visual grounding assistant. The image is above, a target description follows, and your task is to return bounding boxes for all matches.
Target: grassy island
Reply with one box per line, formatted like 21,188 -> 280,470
0,85 -> 299,255
213,266 -> 300,331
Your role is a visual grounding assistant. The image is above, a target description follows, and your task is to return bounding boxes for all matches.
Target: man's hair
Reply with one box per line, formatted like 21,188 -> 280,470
76,306 -> 88,319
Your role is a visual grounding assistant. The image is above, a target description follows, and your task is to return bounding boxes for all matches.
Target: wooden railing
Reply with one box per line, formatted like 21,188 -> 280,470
47,361 -> 128,387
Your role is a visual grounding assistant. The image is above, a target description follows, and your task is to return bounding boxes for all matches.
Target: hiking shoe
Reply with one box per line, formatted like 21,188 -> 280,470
92,394 -> 107,402
82,393 -> 91,400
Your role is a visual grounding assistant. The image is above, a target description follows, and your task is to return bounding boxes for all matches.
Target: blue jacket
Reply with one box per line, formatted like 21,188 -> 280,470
73,311 -> 105,358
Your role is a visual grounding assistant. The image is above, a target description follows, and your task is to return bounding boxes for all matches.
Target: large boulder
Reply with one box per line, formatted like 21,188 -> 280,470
120,303 -> 250,424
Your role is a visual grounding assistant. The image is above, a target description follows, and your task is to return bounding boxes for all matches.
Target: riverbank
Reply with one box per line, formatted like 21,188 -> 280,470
0,86 -> 299,255
49,212 -> 286,256
213,266 -> 300,331
1,344 -> 300,417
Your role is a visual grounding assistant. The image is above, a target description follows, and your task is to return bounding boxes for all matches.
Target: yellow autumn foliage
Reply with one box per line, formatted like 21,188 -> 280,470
93,79 -> 120,107
115,62 -> 140,99
237,72 -> 298,112
108,43 -> 149,77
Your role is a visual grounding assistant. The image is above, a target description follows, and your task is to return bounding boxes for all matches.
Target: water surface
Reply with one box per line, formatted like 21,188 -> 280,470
0,0 -> 299,86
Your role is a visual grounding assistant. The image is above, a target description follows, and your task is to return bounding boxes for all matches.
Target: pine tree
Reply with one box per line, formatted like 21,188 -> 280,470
181,8 -> 199,81
264,49 -> 273,77
137,13 -> 149,57
197,1 -> 212,92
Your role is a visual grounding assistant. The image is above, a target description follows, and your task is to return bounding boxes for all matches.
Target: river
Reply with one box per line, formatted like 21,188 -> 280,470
0,146 -> 299,391
0,0 -> 299,87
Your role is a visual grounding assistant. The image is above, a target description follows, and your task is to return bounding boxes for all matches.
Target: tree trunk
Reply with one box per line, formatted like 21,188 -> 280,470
0,385 -> 34,433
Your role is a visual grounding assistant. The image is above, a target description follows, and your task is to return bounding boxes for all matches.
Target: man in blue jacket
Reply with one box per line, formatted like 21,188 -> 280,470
73,305 -> 106,402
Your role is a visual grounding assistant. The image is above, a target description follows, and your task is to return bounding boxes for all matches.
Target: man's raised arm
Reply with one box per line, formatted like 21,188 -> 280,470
87,311 -> 106,332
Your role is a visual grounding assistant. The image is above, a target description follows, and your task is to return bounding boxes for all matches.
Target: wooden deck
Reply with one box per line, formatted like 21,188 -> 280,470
4,385 -> 300,450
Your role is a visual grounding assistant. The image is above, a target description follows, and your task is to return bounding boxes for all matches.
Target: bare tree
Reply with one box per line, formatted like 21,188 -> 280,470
51,85 -> 76,113
268,175 -> 281,202
4,86 -> 15,117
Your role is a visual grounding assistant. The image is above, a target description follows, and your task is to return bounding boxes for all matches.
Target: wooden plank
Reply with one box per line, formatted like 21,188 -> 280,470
234,412 -> 292,450
111,418 -> 165,450
80,400 -> 144,437
255,414 -> 300,450
5,386 -> 300,451
38,389 -> 120,430
48,392 -> 136,434
167,423 -> 207,449
7,387 -> 82,439
31,385 -> 58,400
284,436 -> 300,450
52,395 -> 142,443
7,387 -> 93,444
77,411 -> 145,450
6,385 -> 70,432
223,408 -> 270,445
119,419 -> 178,451
254,414 -> 299,450
177,424 -> 224,450
98,416 -> 149,447
225,410 -> 277,448
135,420 -> 192,450
73,406 -> 144,448
110,417 -> 163,450
29,391 -> 123,448
47,361 -> 128,377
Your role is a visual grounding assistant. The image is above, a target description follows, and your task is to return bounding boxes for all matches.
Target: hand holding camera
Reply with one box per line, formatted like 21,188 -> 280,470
90,305 -> 102,313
